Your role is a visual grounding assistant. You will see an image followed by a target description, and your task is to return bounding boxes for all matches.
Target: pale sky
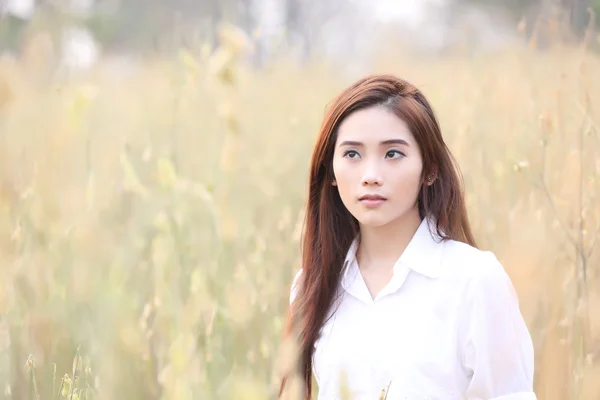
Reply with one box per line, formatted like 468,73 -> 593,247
370,0 -> 448,26
6,0 -> 449,24
6,0 -> 35,19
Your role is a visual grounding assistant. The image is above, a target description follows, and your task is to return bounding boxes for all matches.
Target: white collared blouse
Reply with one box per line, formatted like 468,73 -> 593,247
289,218 -> 536,400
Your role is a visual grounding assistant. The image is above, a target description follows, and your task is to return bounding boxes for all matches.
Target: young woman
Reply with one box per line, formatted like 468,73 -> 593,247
279,74 -> 536,400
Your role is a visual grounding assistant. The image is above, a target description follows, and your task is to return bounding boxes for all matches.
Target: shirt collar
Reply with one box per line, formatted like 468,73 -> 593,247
341,217 -> 445,292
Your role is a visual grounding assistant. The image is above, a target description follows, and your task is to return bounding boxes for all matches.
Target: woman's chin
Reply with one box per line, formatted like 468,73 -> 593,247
355,215 -> 393,228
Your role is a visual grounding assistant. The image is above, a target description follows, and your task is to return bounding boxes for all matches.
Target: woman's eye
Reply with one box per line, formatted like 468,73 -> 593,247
386,150 -> 405,159
343,150 -> 360,159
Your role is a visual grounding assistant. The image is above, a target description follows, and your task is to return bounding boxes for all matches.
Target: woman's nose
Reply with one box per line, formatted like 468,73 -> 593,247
361,164 -> 382,186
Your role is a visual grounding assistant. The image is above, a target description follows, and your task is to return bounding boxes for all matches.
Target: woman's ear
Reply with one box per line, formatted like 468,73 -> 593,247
424,166 -> 438,186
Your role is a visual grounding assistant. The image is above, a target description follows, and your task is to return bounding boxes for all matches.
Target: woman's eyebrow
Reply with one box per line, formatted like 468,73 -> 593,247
338,139 -> 410,147
380,139 -> 409,146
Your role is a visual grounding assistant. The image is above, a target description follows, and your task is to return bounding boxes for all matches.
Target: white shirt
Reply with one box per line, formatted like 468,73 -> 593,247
290,218 -> 536,400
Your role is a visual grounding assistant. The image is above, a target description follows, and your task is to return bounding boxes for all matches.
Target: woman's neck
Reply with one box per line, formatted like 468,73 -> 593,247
356,209 -> 422,272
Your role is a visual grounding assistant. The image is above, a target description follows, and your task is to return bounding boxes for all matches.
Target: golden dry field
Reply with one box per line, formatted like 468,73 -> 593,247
0,24 -> 599,400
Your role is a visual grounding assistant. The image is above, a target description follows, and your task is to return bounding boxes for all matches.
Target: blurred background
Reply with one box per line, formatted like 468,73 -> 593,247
0,0 -> 599,399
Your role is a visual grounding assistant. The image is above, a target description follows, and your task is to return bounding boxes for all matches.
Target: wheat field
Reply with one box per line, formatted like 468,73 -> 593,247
0,24 -> 599,400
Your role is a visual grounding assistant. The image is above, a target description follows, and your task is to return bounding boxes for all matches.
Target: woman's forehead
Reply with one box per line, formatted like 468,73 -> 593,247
336,107 -> 415,144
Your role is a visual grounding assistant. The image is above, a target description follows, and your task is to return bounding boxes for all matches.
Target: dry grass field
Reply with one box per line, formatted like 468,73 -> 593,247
0,23 -> 599,399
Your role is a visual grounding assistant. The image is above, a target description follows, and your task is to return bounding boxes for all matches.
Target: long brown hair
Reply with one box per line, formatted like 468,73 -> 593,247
279,74 -> 477,399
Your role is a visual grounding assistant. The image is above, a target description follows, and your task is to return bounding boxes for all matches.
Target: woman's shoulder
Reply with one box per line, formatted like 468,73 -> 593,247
440,239 -> 512,289
438,239 -> 522,321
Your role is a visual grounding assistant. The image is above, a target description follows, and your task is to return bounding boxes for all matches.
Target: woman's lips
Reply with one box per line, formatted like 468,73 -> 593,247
359,194 -> 387,207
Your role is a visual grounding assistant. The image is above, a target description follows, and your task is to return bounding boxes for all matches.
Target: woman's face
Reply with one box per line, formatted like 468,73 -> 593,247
332,106 -> 429,228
